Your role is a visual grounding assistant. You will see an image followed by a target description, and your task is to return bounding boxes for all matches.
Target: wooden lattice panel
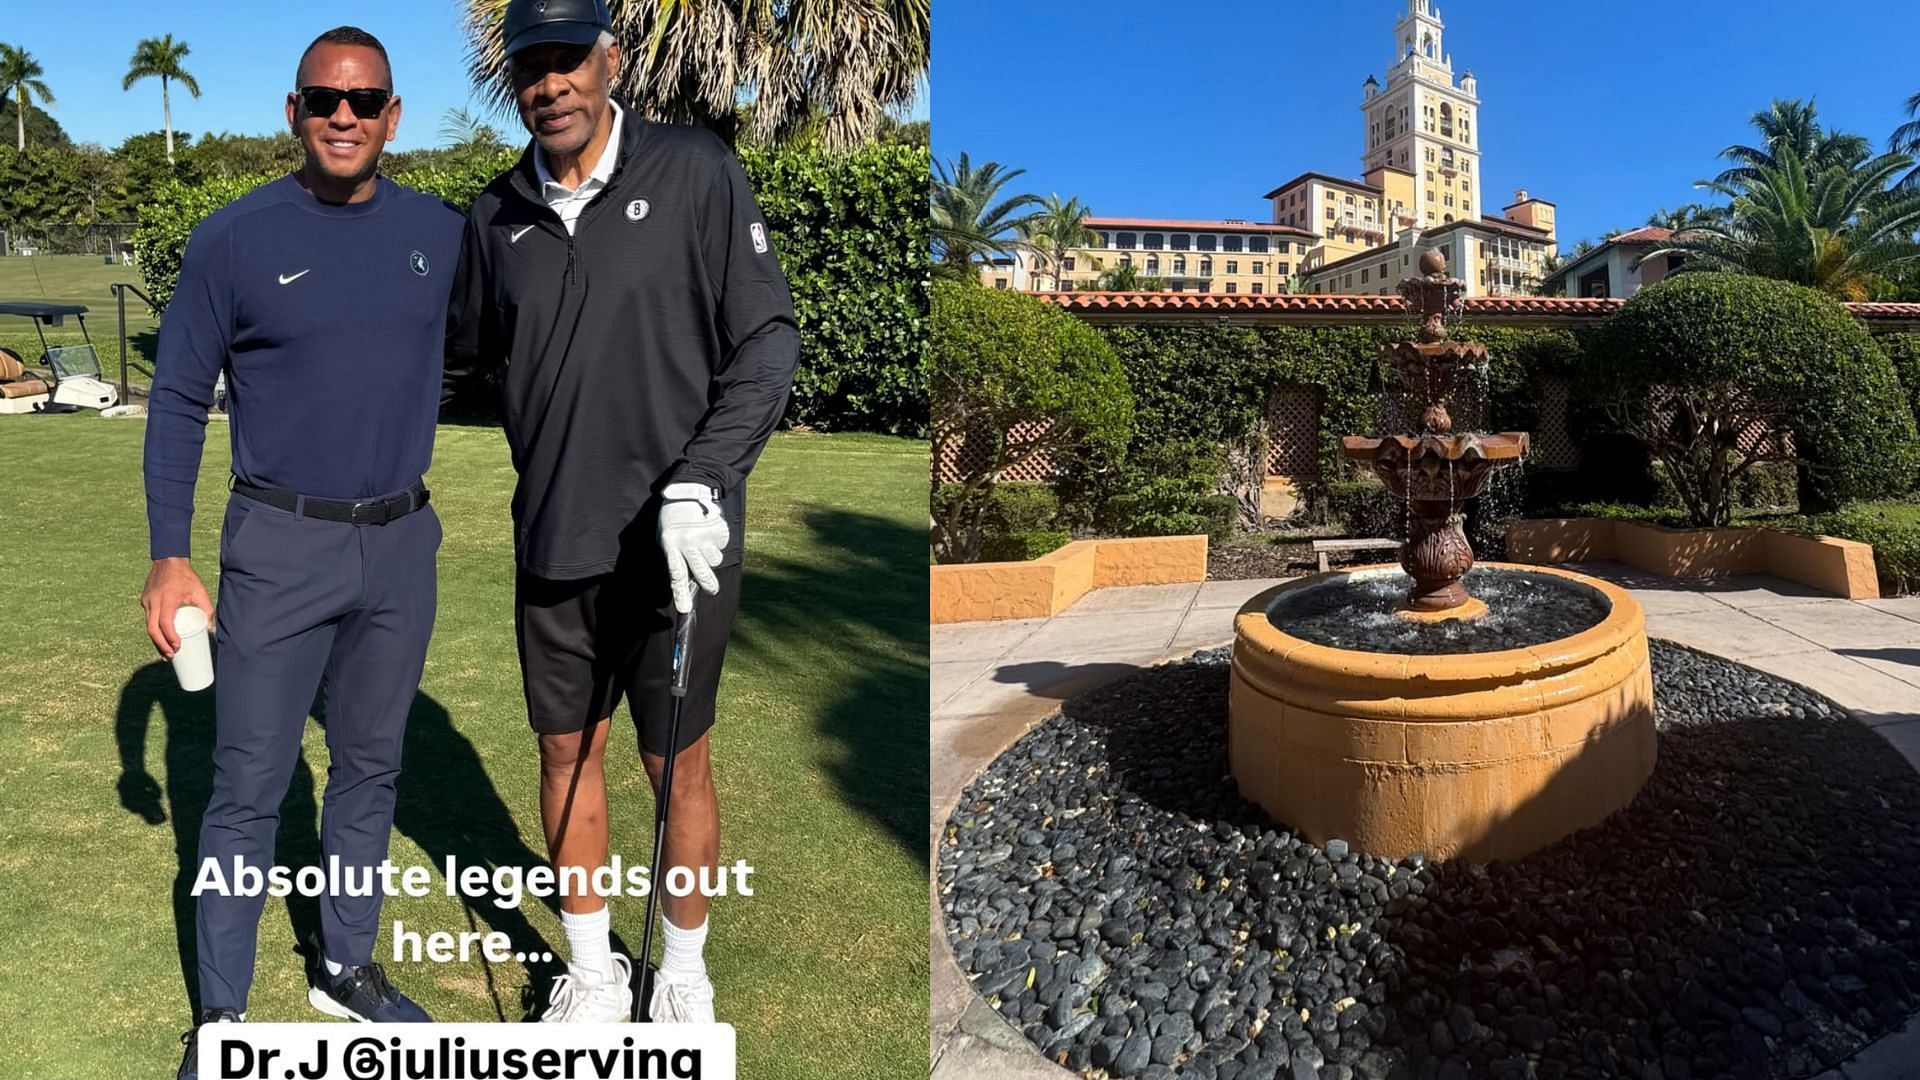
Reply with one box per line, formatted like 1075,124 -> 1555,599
934,420 -> 1056,484
1532,377 -> 1581,470
1266,385 -> 1322,478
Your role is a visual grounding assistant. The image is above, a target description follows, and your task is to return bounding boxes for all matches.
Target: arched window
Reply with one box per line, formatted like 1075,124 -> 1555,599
1423,33 -> 1434,57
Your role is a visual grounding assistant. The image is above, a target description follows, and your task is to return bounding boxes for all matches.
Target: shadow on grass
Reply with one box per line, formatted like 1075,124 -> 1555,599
734,507 -> 928,867
115,667 -> 561,1021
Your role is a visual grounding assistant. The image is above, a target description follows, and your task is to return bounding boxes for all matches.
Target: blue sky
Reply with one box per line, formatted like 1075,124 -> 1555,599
6,1 -> 927,153
932,0 -> 1920,246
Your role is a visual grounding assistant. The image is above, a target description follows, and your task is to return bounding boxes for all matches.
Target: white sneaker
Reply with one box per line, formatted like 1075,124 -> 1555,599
648,969 -> 716,1023
541,953 -> 633,1022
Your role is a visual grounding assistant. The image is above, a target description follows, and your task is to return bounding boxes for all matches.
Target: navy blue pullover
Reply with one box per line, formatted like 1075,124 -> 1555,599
144,175 -> 464,559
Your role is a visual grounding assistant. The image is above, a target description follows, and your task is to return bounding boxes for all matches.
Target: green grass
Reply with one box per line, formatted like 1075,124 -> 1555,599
0,255 -> 158,386
0,419 -> 929,1078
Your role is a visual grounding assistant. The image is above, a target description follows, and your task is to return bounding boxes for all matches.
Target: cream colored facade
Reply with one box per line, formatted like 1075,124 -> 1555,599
1264,167 -> 1421,270
982,0 -> 1555,297
1302,190 -> 1557,297
980,217 -> 1320,295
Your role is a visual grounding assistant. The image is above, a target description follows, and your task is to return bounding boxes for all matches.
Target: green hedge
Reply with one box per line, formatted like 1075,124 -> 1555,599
1882,333 -> 1920,437
741,143 -> 928,435
1056,322 -> 1591,530
1325,477 -> 1404,540
932,482 -> 1073,562
979,529 -> 1070,562
134,142 -> 927,435
1806,504 -> 1920,595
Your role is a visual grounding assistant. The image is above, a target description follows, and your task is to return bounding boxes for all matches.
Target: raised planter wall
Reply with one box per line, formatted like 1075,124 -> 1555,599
931,536 -> 1208,623
1506,518 -> 1879,599
1229,565 -> 1658,862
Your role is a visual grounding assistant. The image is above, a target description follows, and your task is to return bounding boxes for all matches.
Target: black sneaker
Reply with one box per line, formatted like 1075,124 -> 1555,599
309,961 -> 432,1022
178,1008 -> 243,1080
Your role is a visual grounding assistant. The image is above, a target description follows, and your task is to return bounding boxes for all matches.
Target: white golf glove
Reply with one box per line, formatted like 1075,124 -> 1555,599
658,483 -> 729,614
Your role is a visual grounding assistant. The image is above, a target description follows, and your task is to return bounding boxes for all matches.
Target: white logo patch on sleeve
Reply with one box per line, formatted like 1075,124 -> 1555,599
750,222 -> 768,254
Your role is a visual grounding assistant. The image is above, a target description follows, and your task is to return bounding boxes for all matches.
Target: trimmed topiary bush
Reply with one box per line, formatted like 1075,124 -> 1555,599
1584,273 -> 1918,525
931,281 -> 1133,562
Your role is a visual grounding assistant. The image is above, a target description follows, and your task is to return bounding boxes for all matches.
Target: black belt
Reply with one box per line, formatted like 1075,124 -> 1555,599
231,478 -> 430,526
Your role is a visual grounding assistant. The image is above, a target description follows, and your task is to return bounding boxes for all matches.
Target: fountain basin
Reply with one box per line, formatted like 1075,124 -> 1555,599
1228,563 -> 1655,862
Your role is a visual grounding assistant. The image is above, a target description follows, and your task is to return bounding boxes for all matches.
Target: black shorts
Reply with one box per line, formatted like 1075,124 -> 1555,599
513,563 -> 741,755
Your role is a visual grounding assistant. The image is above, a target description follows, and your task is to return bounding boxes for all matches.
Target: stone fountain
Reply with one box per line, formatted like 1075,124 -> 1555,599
1227,250 -> 1657,862
1341,248 -> 1528,617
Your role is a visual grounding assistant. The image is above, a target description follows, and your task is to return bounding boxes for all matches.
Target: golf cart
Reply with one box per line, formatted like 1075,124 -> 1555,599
0,301 -> 121,413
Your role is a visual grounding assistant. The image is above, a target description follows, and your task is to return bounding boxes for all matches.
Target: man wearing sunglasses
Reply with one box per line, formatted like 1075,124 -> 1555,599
445,0 -> 797,1027
143,26 -> 461,1078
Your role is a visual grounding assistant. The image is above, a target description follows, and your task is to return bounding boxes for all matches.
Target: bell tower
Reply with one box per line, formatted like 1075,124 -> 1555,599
1362,0 -> 1481,227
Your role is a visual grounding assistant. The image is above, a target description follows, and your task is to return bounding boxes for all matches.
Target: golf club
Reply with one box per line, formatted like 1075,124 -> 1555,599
635,603 -> 696,1021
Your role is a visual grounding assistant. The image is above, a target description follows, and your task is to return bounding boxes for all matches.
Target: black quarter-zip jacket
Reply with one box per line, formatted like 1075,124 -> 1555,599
446,114 -> 799,580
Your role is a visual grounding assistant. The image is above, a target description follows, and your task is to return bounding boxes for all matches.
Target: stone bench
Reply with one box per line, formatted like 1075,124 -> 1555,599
1312,537 -> 1399,572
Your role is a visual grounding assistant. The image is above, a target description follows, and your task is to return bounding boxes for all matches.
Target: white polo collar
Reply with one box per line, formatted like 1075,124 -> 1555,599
535,101 -> 624,197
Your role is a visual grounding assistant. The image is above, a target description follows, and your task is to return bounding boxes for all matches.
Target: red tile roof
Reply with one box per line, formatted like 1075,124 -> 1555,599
1601,226 -> 1673,246
1082,216 -> 1319,238
1033,291 -> 1920,326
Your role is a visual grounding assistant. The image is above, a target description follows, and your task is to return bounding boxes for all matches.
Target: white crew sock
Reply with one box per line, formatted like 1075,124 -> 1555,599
562,905 -> 616,984
324,958 -> 343,977
660,914 -> 709,980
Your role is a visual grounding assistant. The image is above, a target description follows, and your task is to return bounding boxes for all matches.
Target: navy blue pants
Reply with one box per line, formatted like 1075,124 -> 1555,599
196,488 -> 439,1011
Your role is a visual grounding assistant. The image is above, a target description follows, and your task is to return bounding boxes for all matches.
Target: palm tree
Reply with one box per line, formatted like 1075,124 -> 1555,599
1890,90 -> 1920,191
930,153 -> 1040,278
123,35 -> 200,164
1640,143 -> 1920,301
0,44 -> 54,151
1091,263 -> 1163,291
1644,203 -> 1726,231
1715,98 -> 1869,186
461,0 -> 928,151
1018,194 -> 1098,291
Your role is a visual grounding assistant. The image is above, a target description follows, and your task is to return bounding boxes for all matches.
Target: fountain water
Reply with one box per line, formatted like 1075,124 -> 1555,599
1227,251 -> 1657,862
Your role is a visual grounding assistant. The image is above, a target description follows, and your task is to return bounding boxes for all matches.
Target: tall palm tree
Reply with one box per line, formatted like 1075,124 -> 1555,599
1640,143 -> 1920,301
1890,90 -> 1920,191
461,0 -> 928,151
0,44 -> 54,151
123,35 -> 200,164
1018,194 -> 1097,291
930,153 -> 1040,278
1715,98 -> 1870,185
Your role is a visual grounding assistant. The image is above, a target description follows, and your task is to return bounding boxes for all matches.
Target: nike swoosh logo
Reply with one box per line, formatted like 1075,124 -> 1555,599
511,225 -> 536,243
278,270 -> 310,285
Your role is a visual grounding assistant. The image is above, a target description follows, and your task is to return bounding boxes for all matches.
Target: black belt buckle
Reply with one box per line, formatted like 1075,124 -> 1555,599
349,494 -> 404,526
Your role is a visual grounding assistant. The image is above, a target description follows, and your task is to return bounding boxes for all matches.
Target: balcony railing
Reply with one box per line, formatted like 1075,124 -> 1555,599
1337,214 -> 1387,237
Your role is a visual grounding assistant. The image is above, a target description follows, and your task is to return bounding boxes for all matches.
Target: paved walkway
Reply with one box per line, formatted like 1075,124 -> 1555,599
929,563 -> 1920,1080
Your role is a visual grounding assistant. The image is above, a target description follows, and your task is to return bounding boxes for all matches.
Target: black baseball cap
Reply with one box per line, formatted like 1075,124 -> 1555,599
501,0 -> 614,58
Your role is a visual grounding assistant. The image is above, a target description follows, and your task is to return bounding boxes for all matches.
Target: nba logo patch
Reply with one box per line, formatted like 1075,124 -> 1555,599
409,250 -> 429,276
626,198 -> 650,222
750,222 -> 768,254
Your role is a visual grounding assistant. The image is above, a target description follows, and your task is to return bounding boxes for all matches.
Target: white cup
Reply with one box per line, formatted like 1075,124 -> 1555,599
171,605 -> 214,692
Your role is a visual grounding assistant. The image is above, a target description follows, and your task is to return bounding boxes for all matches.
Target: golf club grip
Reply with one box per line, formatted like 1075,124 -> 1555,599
671,607 -> 696,697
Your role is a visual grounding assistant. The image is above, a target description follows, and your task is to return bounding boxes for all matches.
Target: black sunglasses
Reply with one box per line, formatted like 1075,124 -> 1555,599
294,85 -> 392,120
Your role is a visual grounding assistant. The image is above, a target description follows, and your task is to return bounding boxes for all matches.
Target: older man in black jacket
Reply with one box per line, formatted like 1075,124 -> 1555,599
446,0 -> 799,1026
